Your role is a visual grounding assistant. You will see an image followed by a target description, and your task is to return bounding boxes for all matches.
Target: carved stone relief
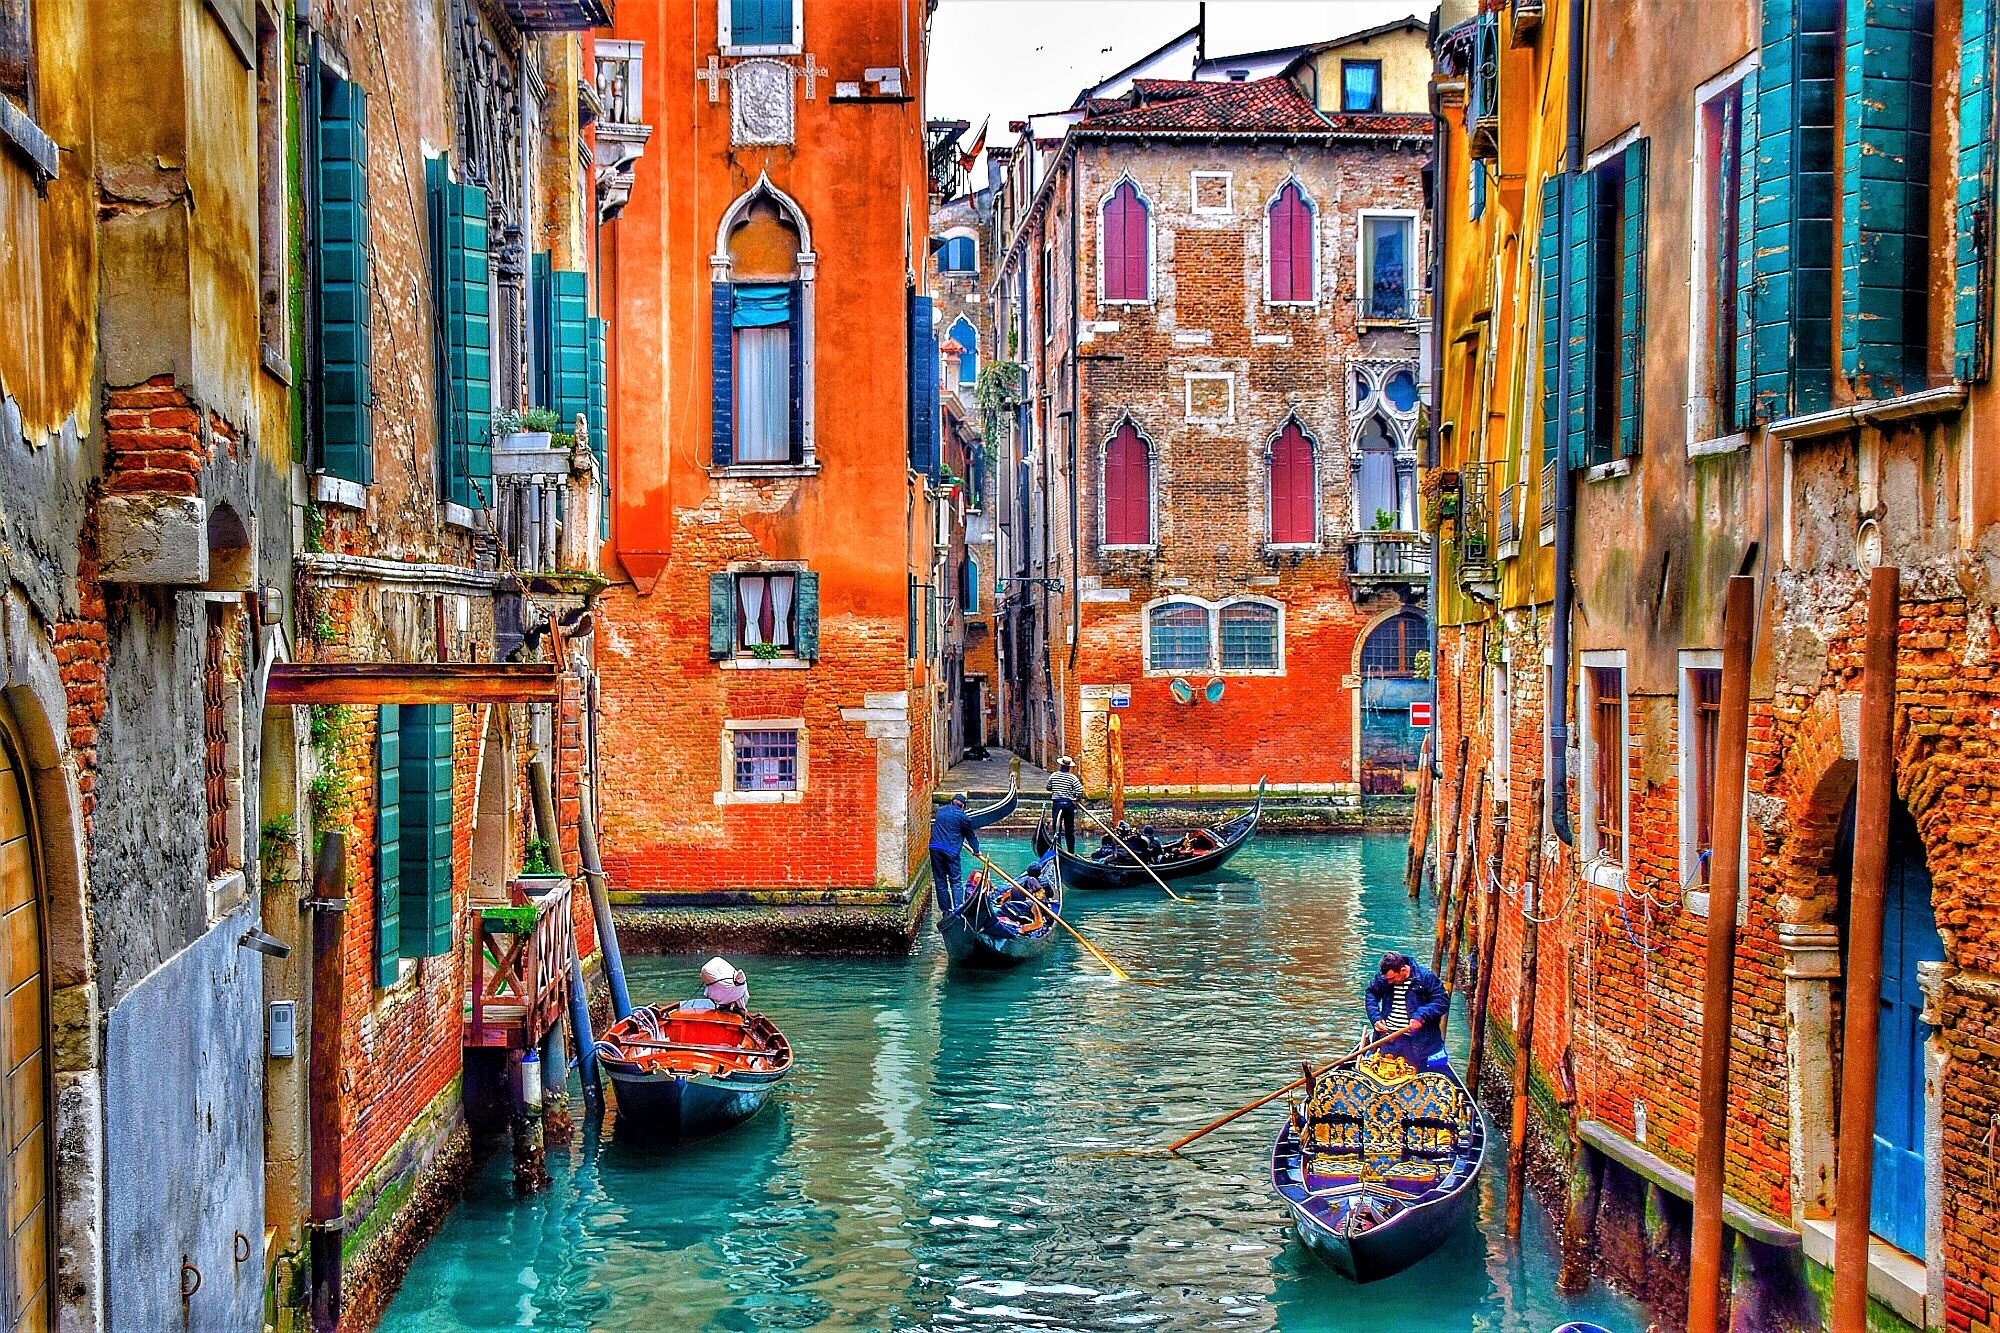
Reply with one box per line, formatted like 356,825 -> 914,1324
730,59 -> 795,147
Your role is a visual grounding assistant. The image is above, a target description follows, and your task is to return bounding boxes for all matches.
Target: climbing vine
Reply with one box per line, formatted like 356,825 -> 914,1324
974,359 -> 1025,446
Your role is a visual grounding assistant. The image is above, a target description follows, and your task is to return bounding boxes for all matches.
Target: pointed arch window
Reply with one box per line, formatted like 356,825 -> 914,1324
1268,421 -> 1316,544
1102,181 -> 1150,303
1102,421 -> 1152,546
946,315 -> 979,385
1268,182 -> 1315,302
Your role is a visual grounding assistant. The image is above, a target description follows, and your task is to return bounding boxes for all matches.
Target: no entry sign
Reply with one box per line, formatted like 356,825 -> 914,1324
1409,700 -> 1433,728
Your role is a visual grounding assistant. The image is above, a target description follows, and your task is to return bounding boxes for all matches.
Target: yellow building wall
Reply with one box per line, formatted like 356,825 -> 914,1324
1306,28 -> 1431,115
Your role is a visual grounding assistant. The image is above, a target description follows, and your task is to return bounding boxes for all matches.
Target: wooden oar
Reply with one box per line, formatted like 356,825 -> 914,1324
974,853 -> 1135,983
1163,1028 -> 1408,1153
1080,805 -> 1192,903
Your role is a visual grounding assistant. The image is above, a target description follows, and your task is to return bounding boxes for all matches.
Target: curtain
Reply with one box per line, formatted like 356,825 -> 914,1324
736,573 -> 796,648
767,574 -> 794,647
735,325 -> 790,462
1357,418 -> 1398,523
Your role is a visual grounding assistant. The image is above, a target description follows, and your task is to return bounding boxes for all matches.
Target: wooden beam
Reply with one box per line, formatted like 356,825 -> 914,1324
266,661 -> 560,705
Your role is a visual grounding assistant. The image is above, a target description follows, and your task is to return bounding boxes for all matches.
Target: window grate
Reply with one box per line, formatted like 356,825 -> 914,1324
1219,604 -> 1279,670
733,729 -> 798,791
1148,602 -> 1211,671
203,608 -> 229,880
1690,668 -> 1722,886
1591,667 -> 1624,859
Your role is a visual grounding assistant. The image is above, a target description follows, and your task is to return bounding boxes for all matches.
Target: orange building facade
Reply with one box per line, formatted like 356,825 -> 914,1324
599,0 -> 940,896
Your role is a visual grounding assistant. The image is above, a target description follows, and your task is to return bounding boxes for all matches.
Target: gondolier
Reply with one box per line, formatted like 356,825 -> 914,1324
928,793 -> 982,916
1046,757 -> 1084,853
1365,951 -> 1449,1070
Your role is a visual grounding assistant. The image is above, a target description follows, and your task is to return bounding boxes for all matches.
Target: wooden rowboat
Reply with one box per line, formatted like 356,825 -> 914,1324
594,1006 -> 791,1142
937,851 -> 1062,969
1033,780 -> 1265,891
1269,1049 -> 1486,1282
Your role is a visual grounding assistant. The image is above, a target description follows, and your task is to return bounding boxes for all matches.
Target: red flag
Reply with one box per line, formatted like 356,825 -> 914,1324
958,118 -> 989,172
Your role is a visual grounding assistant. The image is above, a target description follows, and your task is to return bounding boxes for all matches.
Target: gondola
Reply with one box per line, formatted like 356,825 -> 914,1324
1033,779 -> 1265,891
937,851 -> 1062,968
593,1005 -> 792,1142
964,780 -> 1019,830
1269,1048 -> 1486,1283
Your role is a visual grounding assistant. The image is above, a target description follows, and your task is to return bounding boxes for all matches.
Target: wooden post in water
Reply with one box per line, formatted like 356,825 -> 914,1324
1506,783 -> 1549,1239
1440,782 -> 1485,998
1108,712 -> 1126,827
1831,567 -> 1900,1333
1425,734 -> 1471,900
1405,732 -> 1434,897
1465,791 -> 1514,1096
1435,773 -> 1484,978
1687,574 -> 1759,1333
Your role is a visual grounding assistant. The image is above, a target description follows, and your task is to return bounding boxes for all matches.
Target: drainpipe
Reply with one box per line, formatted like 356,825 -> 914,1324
1426,106 -> 1446,789
1547,0 -> 1586,847
1067,159 -> 1082,681
306,833 -> 347,1333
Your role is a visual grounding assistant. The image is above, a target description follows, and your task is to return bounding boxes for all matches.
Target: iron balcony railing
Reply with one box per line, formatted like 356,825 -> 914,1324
1458,462 -> 1496,585
1357,287 -> 1432,326
1497,482 -> 1518,549
1348,532 -> 1433,583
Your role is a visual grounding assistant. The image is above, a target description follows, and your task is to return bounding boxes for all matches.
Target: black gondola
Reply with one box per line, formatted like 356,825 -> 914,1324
964,780 -> 1019,830
936,850 -> 1062,968
1269,1049 -> 1486,1282
1032,779 -> 1265,890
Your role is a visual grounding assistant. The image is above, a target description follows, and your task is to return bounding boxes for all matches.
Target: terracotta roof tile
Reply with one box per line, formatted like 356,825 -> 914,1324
1078,76 -> 1431,137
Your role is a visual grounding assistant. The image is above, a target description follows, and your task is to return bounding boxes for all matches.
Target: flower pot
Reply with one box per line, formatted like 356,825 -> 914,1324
499,430 -> 554,454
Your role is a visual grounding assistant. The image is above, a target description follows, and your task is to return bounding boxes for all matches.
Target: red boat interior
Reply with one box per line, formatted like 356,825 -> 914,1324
597,1006 -> 791,1078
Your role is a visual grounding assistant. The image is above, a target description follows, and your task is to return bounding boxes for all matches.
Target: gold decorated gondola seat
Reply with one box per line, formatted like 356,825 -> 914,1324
1299,1060 -> 1470,1194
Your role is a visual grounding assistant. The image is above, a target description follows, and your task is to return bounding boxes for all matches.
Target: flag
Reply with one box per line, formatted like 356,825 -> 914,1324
958,118 -> 989,172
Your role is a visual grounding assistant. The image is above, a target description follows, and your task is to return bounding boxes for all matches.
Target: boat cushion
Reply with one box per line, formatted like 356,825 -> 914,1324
1301,1065 -> 1468,1190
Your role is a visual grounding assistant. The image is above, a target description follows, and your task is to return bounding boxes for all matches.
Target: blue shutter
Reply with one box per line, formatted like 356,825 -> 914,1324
788,279 -> 805,464
731,0 -> 793,46
712,283 -> 735,466
588,315 -> 609,538
1732,69 -> 1760,431
429,159 -> 492,509
1470,159 -> 1488,223
795,571 -> 820,660
1841,0 -> 1934,396
909,291 -> 939,479
709,573 -> 734,659
1957,0 -> 1997,382
1617,139 -> 1649,459
962,557 -> 979,613
375,705 -> 401,987
548,269 -> 590,430
398,704 -> 454,960
314,75 -> 373,484
1563,170 -> 1596,472
1538,176 -> 1562,471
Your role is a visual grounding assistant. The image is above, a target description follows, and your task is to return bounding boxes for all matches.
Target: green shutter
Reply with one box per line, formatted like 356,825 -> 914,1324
1841,0 -> 1934,396
589,316 -> 609,538
1563,169 -> 1597,472
314,75 -> 373,485
548,269 -> 590,430
1538,176 -> 1563,470
908,576 -> 918,661
709,573 -> 734,659
375,705 -> 401,987
1617,139 -> 1649,460
429,159 -> 492,509
1732,69 -> 1760,431
795,571 -> 820,660
1957,0 -> 1998,382
398,704 -> 454,960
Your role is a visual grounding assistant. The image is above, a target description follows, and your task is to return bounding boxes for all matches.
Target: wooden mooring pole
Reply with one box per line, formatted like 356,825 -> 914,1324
1435,774 -> 1485,980
307,834 -> 347,1333
1425,734 -> 1471,900
1405,732 -> 1434,897
1439,784 -> 1484,999
1831,567 -> 1900,1333
1505,782 -> 1549,1239
1687,574 -> 1758,1333
1466,785 -> 1524,1098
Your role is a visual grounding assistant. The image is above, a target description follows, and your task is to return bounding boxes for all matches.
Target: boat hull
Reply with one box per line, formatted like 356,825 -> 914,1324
939,914 -> 1055,967
605,1066 -> 782,1141
1036,780 -> 1265,891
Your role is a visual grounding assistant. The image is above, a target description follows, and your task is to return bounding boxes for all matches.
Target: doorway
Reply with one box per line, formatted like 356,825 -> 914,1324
1870,801 -> 1943,1255
0,730 -> 50,1329
960,677 -> 985,756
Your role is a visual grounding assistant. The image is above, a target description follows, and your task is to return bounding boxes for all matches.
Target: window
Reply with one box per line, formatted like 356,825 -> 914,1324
962,556 -> 979,614
1562,139 -> 1649,470
1148,602 -> 1212,672
1267,182 -> 1315,302
733,284 -> 794,463
1102,421 -> 1152,546
716,193 -> 807,469
430,158 -> 493,509
709,570 -> 820,661
1267,420 -> 1316,545
1492,660 -> 1511,794
732,729 -> 799,791
1341,59 -> 1383,112
1355,415 -> 1400,529
1101,180 -> 1150,302
737,572 -> 798,653
722,0 -> 799,53
0,0 -> 31,111
1361,613 -> 1425,677
1687,666 -> 1722,887
1360,214 -> 1415,319
946,315 -> 978,386
939,235 -> 976,274
1690,72 -> 1749,441
1219,603 -> 1279,671
1039,244 -> 1053,342
1584,665 -> 1627,863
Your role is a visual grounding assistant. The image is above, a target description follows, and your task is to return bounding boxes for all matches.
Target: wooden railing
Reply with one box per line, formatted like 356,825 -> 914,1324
465,878 -> 575,1050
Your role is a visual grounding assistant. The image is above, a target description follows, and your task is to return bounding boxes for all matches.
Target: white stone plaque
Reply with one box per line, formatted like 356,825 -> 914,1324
730,59 -> 794,146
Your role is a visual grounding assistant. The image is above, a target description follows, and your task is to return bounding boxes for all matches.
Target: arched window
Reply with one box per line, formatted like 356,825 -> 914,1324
1361,613 -> 1426,676
722,194 -> 805,464
1148,601 -> 1211,671
1102,422 -> 1152,546
1268,421 -> 1316,544
1220,602 -> 1280,670
1102,181 -> 1150,302
940,235 -> 976,274
946,315 -> 979,385
1268,182 -> 1314,301
1356,415 -> 1399,528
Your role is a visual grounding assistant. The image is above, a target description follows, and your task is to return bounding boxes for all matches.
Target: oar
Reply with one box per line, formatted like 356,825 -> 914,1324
1080,805 -> 1191,903
1162,1029 -> 1407,1154
974,853 -> 1135,983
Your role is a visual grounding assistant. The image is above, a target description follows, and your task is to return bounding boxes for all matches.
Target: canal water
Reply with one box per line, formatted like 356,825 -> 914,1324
387,833 -> 1647,1332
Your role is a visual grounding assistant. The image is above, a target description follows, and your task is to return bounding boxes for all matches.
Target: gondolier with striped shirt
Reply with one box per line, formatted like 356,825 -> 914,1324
1365,951 -> 1449,1070
1046,757 -> 1084,853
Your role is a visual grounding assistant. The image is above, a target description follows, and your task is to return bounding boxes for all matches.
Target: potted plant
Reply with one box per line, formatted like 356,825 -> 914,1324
483,903 -> 538,936
517,838 -> 566,898
750,641 -> 783,661
1374,509 -> 1399,532
498,406 -> 562,453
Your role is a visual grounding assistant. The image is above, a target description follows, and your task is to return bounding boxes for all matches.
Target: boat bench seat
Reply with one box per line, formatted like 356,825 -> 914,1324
1301,1067 -> 1469,1190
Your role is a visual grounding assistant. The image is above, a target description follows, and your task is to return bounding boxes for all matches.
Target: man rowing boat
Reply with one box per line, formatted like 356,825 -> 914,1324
1364,951 -> 1449,1070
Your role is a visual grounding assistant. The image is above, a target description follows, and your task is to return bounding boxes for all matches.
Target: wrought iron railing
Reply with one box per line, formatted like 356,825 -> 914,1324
1458,462 -> 1496,585
1348,532 -> 1433,582
1540,456 -> 1557,530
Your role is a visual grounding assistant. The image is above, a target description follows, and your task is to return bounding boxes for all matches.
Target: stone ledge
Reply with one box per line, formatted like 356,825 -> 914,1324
610,892 -> 925,956
98,493 -> 207,585
1798,1218 -> 1926,1328
1577,1119 -> 1799,1247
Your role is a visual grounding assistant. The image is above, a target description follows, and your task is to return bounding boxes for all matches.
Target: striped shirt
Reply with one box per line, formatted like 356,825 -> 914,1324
1384,981 -> 1412,1029
1046,771 -> 1085,802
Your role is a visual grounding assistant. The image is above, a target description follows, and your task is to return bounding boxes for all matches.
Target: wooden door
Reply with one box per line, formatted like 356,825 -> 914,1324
1870,803 -> 1943,1256
0,738 -> 47,1329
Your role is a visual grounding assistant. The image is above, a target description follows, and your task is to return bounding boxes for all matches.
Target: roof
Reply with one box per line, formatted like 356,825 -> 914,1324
1077,74 -> 1427,136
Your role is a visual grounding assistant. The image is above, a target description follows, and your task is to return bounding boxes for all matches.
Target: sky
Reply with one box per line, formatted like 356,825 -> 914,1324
927,0 -> 1431,185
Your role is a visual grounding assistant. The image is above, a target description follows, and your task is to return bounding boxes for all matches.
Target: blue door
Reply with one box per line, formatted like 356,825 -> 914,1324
1869,804 -> 1943,1255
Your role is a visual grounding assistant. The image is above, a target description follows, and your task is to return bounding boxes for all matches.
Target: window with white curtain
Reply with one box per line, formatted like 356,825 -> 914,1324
734,324 -> 790,462
735,572 -> 797,653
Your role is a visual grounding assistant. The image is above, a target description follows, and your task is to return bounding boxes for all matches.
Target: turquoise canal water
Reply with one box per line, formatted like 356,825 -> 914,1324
385,834 -> 1647,1332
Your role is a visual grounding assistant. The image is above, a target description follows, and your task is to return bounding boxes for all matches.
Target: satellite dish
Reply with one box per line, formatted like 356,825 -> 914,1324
1169,677 -> 1194,704
1204,678 -> 1225,703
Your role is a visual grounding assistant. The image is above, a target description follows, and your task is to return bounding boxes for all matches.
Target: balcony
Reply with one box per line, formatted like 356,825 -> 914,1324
499,0 -> 612,31
495,436 -> 601,577
1348,532 -> 1433,587
1458,462 -> 1497,587
1356,287 -> 1432,328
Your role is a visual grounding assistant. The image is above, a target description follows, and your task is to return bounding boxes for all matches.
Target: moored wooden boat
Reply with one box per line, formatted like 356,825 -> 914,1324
964,780 -> 1019,830
1269,1049 -> 1485,1282
594,1005 -> 791,1142
937,851 -> 1061,969
1034,780 -> 1265,891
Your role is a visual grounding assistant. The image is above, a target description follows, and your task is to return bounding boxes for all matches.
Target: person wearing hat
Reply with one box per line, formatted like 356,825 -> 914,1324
1364,950 -> 1449,1070
684,957 -> 750,1016
1045,756 -> 1085,854
927,792 -> 982,918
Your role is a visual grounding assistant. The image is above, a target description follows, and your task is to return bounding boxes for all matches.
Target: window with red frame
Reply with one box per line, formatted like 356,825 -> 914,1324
1268,421 -> 1315,543
1103,423 -> 1151,545
1268,182 -> 1314,301
1102,182 -> 1149,302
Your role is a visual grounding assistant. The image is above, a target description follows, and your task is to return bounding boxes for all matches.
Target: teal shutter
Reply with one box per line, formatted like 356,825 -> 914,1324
731,0 -> 793,45
398,704 -> 454,960
907,576 -> 918,661
795,571 -> 820,660
314,75 -> 373,484
1732,69 -> 1760,431
1957,0 -> 1998,382
1563,170 -> 1597,472
711,283 -> 735,466
1538,176 -> 1563,470
542,268 -> 590,430
1841,0 -> 1934,396
428,159 -> 492,509
908,291 -> 939,479
374,705 -> 401,987
587,317 -> 608,471
709,573 -> 734,659
1751,0 -> 1839,418
1617,139 -> 1649,460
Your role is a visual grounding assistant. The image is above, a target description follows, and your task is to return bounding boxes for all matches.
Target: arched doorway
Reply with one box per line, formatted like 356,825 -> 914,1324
0,727 -> 51,1328
1356,611 -> 1427,794
470,710 -> 510,906
1871,801 -> 1943,1255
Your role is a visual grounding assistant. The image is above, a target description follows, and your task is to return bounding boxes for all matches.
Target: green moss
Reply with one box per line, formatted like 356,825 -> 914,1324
340,1076 -> 465,1263
1801,1250 -> 1918,1332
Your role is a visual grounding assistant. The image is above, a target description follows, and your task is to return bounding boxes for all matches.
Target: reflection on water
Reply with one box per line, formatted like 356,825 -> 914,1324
386,834 -> 1644,1332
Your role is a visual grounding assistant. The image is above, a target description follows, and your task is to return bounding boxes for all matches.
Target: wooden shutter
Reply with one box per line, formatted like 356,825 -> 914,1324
1105,184 -> 1147,301
548,269 -> 590,428
908,291 -> 938,478
1270,186 -> 1311,301
795,571 -> 820,660
1105,424 -> 1150,544
398,704 -> 454,960
1617,138 -> 1649,460
1841,0 -> 1934,396
587,316 -> 607,471
1731,69 -> 1759,431
1538,175 -> 1563,468
712,283 -> 735,466
314,75 -> 373,484
731,0 -> 791,45
709,572 -> 734,658
1124,187 -> 1149,300
1270,426 -> 1314,544
1562,169 -> 1597,472
429,159 -> 493,509
1957,0 -> 1998,382
1103,190 -> 1127,299
374,705 -> 401,986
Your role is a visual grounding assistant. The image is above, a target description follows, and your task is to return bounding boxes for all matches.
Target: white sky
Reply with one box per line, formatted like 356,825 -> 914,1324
928,0 -> 1431,185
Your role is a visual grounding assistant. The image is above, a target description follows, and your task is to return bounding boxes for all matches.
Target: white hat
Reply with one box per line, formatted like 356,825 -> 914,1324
1058,755 -> 1074,767
700,956 -> 740,986
705,977 -> 749,1007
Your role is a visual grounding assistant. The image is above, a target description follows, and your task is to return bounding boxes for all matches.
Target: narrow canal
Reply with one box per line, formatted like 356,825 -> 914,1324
387,834 -> 1646,1331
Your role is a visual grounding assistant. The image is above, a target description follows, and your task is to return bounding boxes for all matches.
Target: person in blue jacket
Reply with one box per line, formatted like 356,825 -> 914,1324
1364,951 -> 1450,1070
928,793 -> 981,917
